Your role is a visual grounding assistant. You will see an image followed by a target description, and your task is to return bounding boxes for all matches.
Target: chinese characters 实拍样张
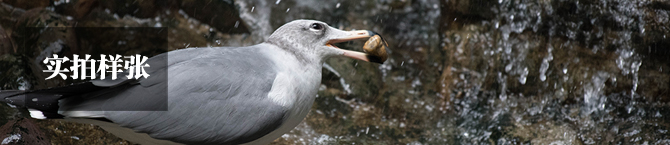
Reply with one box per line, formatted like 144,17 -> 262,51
42,54 -> 150,80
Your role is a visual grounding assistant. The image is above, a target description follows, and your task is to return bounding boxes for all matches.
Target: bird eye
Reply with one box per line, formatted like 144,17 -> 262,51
310,23 -> 324,30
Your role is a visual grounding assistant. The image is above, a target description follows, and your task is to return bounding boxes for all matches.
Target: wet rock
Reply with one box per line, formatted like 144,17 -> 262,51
438,0 -> 670,144
12,8 -> 78,90
651,1 -> 670,10
0,25 -> 14,55
89,0 -> 161,18
52,0 -> 99,19
53,0 -> 249,36
179,0 -> 249,34
74,0 -> 250,35
509,121 -> 578,144
386,0 -> 412,9
0,3 -> 26,32
0,104 -> 25,128
0,118 -> 51,145
234,0 -> 281,43
1,0 -> 49,10
441,0 -> 497,20
161,8 -> 255,49
72,0 -> 98,19
35,119 -> 133,145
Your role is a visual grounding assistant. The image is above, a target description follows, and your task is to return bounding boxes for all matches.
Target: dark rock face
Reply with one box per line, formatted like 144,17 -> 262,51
437,0 -> 670,144
178,0 -> 249,34
0,26 -> 14,55
0,0 -> 669,144
1,0 -> 49,10
0,118 -> 50,145
35,120 -> 133,145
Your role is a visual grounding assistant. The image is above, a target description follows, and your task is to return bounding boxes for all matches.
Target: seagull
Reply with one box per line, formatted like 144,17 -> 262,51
1,20 -> 384,145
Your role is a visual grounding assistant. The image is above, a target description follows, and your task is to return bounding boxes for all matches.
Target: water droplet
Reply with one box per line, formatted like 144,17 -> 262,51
336,3 -> 341,8
286,8 -> 290,13
251,6 -> 255,12
275,0 -> 281,5
234,21 -> 239,28
540,47 -> 553,81
519,67 -> 528,84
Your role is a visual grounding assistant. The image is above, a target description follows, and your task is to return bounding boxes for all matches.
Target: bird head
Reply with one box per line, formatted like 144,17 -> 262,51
267,20 -> 386,64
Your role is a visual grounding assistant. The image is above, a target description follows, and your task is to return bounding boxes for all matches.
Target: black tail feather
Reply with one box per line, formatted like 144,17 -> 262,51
0,90 -> 25,100
1,90 -> 27,107
2,82 -> 109,119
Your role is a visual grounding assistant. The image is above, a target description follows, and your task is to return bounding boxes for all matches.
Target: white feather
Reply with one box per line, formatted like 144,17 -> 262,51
28,109 -> 46,119
267,72 -> 296,107
58,111 -> 106,118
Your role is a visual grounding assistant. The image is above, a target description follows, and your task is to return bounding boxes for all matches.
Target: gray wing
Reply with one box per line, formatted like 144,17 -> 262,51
64,45 -> 288,144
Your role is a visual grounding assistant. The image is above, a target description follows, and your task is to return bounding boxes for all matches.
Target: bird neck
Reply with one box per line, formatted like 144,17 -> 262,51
265,39 -> 321,65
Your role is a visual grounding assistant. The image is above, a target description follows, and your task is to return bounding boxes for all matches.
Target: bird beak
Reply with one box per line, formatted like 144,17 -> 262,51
326,30 -> 386,64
